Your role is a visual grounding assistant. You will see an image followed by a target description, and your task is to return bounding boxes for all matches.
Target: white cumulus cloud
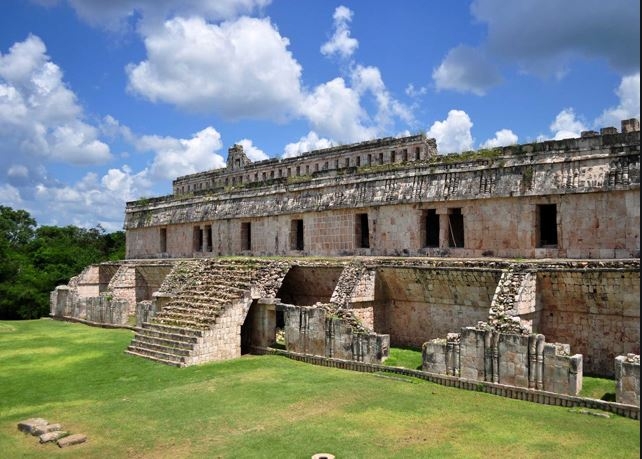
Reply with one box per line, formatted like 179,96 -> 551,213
596,73 -> 640,128
283,131 -> 334,158
236,139 -> 269,162
549,108 -> 587,140
126,16 -> 303,119
0,35 -> 111,167
320,5 -> 359,59
480,129 -> 518,149
426,110 -> 475,154
300,77 -> 376,143
137,126 -> 226,180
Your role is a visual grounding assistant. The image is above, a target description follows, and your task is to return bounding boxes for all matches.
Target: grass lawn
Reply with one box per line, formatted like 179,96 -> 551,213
0,319 -> 639,459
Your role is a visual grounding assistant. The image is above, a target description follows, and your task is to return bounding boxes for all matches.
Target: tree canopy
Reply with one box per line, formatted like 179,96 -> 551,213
0,206 -> 125,320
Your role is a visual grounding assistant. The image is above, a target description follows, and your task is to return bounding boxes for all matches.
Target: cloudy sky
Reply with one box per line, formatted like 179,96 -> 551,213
1,0 -> 639,231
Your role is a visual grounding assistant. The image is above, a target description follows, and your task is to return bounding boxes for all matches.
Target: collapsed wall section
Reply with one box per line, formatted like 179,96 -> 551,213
282,302 -> 389,364
50,260 -> 176,327
423,329 -> 583,396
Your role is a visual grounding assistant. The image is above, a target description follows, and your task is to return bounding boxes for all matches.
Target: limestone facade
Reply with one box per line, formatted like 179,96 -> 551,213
125,120 -> 640,260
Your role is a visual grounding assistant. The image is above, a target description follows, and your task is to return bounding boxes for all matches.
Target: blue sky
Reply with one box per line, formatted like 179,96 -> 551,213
0,0 -> 639,232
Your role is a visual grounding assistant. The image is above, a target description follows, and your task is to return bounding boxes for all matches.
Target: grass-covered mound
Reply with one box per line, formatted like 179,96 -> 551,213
0,320 -> 638,458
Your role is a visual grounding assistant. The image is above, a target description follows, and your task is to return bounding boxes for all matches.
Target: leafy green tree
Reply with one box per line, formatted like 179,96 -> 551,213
0,206 -> 125,320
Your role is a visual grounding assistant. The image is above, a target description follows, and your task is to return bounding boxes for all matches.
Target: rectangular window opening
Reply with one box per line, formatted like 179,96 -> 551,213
537,204 -> 558,247
424,210 -> 439,247
193,226 -> 203,252
448,208 -> 465,248
241,222 -> 252,251
204,225 -> 212,252
355,213 -> 370,249
290,219 -> 304,251
160,228 -> 167,253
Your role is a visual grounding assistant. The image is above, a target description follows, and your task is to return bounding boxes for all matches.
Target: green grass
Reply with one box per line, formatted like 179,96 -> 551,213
0,319 -> 639,459
581,376 -> 617,401
384,346 -> 423,370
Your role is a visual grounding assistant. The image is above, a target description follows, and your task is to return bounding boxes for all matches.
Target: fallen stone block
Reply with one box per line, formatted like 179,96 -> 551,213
39,431 -> 69,443
57,433 -> 87,448
17,418 -> 49,435
33,423 -> 63,436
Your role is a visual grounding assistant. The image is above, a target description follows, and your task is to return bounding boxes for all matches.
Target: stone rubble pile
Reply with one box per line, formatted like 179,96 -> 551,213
476,268 -> 531,335
314,302 -> 371,334
329,261 -> 366,307
17,418 -> 86,448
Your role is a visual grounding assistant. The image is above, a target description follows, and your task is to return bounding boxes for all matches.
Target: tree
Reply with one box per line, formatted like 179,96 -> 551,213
0,207 -> 126,320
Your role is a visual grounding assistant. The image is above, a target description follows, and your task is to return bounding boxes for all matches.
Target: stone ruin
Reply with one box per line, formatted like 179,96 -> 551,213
51,257 -> 640,405
51,119 -> 640,408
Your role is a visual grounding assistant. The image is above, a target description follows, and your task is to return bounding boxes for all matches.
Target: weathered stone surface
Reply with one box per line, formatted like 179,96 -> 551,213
57,433 -> 87,448
33,423 -> 62,436
39,430 -> 68,443
17,418 -> 48,435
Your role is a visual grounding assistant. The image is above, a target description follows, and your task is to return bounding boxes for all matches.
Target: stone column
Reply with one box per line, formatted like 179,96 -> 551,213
437,209 -> 450,249
200,226 -> 207,252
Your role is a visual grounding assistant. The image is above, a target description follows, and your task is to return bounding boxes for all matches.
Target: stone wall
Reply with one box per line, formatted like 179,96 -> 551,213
283,303 -> 389,364
125,127 -> 640,260
615,354 -> 640,406
50,261 -> 176,326
536,269 -> 640,376
424,328 -> 583,396
172,134 -> 435,195
373,267 -> 501,348
185,295 -> 255,365
50,286 -> 130,326
125,189 -> 640,260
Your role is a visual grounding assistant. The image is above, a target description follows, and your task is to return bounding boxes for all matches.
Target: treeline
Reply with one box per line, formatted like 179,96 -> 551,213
0,206 -> 125,320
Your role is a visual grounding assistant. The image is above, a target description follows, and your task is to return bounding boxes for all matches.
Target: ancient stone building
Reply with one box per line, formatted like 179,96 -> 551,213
51,119 -> 640,407
125,119 -> 640,260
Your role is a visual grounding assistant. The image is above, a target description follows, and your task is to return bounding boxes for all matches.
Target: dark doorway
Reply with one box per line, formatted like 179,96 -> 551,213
424,209 -> 439,247
160,227 -> 167,253
291,219 -> 304,250
448,209 -> 464,248
241,222 -> 251,251
356,213 -> 370,248
193,226 -> 202,252
537,204 -> 558,247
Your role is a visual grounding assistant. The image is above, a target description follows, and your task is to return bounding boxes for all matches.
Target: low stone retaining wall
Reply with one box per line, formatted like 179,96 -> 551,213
253,346 -> 640,420
423,328 -> 582,395
50,286 -> 130,326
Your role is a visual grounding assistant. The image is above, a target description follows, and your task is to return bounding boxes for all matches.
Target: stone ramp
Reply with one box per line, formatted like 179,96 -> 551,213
125,259 -> 290,366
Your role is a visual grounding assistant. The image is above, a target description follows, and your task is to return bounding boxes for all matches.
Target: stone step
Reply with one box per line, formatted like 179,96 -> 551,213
155,309 -> 217,321
126,344 -> 186,364
136,327 -> 200,343
141,322 -> 205,337
129,339 -> 192,357
170,293 -> 242,304
153,317 -> 212,329
124,348 -> 185,367
160,305 -> 224,317
132,334 -> 195,350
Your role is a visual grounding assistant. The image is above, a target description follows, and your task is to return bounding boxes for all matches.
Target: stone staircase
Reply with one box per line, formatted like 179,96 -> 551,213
125,259 -> 290,366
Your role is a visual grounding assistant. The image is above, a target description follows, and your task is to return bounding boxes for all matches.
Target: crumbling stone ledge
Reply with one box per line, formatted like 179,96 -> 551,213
252,346 -> 640,420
